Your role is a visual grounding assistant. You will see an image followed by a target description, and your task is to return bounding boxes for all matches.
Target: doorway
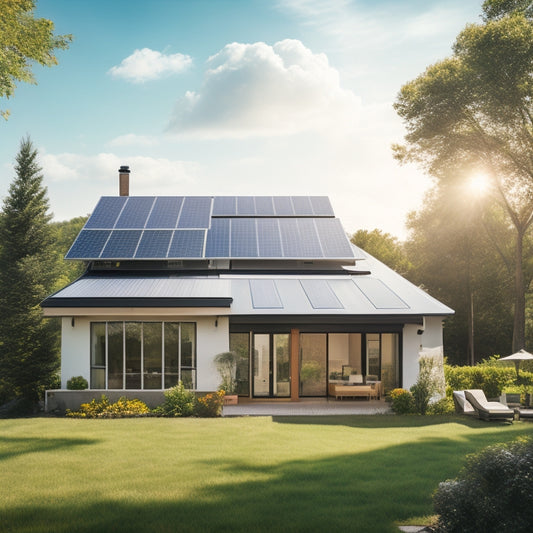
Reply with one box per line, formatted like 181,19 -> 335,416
253,333 -> 290,397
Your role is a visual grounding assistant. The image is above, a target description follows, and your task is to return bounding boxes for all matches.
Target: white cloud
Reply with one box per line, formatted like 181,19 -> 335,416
167,39 -> 360,138
108,48 -> 192,83
108,134 -> 158,147
39,152 -> 198,220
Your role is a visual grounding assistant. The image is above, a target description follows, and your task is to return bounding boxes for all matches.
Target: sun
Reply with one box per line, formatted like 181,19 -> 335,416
468,172 -> 491,196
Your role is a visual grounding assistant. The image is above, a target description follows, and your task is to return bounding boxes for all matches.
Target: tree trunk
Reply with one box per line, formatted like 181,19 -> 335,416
512,227 -> 526,352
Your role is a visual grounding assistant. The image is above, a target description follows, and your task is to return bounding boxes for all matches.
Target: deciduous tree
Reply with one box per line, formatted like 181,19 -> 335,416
0,0 -> 72,119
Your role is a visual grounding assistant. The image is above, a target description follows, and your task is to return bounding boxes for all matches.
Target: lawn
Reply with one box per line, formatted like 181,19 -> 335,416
1,415 -> 532,533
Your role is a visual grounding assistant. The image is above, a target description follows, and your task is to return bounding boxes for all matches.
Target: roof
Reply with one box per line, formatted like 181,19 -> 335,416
65,195 -> 356,261
42,247 -> 453,318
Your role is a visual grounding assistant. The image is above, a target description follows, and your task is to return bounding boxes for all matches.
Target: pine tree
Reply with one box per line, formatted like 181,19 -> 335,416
0,137 -> 59,407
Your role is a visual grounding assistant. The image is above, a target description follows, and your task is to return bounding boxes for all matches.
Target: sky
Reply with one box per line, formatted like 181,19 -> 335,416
0,0 -> 482,239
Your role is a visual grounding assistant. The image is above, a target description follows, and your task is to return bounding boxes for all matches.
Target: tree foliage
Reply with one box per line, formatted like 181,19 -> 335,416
0,0 -> 72,119
0,137 -> 60,405
350,229 -> 412,276
394,5 -> 533,351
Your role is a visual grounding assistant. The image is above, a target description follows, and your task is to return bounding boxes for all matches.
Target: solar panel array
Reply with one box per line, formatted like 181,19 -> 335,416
66,196 -> 354,260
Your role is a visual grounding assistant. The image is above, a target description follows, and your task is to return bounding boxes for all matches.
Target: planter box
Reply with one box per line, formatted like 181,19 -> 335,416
223,394 -> 238,405
500,393 -> 521,406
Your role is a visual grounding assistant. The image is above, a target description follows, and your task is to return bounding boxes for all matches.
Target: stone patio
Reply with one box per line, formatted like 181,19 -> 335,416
222,397 -> 392,416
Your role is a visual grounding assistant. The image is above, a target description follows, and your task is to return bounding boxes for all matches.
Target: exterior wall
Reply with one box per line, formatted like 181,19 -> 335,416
402,316 -> 445,389
61,316 -> 91,389
59,314 -> 229,392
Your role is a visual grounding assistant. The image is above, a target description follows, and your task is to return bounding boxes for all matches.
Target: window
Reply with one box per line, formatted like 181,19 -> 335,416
90,322 -> 196,390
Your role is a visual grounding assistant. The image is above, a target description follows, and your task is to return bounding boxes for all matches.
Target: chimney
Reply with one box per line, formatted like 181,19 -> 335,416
119,165 -> 130,196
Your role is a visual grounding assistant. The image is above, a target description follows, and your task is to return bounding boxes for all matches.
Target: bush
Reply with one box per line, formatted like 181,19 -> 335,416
433,437 -> 533,532
66,376 -> 88,390
388,388 -> 415,414
153,382 -> 195,417
66,395 -> 150,418
193,390 -> 225,418
427,397 -> 454,415
444,364 -> 514,398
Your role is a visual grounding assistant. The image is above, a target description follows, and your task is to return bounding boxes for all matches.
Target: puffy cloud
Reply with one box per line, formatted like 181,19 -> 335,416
108,48 -> 192,83
167,39 -> 360,138
39,152 -> 198,220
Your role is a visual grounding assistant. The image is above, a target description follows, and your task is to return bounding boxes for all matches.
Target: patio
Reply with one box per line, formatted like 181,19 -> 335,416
222,397 -> 392,416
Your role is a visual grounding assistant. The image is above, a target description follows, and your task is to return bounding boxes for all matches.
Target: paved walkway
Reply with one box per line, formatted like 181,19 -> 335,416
223,398 -> 392,416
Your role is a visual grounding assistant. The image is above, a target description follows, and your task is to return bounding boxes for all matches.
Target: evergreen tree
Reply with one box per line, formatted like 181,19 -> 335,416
0,137 -> 59,406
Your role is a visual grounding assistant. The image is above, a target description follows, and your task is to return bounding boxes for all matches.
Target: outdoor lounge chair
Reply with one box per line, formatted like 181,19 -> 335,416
464,389 -> 514,422
452,391 -> 475,415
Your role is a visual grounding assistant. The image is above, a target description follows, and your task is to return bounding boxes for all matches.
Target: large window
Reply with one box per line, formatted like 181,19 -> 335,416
90,322 -> 196,390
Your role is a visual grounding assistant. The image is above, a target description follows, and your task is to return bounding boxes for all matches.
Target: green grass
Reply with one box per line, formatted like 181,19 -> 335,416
1,415 -> 532,533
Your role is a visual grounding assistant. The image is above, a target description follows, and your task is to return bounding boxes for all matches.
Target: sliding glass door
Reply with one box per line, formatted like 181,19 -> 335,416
253,333 -> 290,397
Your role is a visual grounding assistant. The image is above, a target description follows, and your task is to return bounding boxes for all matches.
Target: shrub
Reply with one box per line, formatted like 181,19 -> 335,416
153,382 -> 195,417
194,390 -> 225,418
66,376 -> 88,390
66,395 -> 150,418
388,388 -> 415,414
444,364 -> 514,398
427,397 -> 454,415
411,382 -> 431,415
433,437 -> 533,532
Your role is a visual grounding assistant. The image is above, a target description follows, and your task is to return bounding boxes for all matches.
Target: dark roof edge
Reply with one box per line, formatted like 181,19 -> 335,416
41,297 -> 233,308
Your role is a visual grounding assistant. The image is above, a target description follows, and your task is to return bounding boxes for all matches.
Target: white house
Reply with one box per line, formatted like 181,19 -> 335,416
42,167 -> 453,408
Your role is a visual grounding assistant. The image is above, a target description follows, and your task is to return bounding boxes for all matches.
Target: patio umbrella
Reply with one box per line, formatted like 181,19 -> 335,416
498,349 -> 533,378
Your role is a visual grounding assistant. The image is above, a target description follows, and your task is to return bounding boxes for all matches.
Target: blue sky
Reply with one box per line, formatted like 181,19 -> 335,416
0,0 -> 481,238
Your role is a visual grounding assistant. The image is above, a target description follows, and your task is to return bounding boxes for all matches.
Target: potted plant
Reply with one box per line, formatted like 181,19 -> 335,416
214,351 -> 238,405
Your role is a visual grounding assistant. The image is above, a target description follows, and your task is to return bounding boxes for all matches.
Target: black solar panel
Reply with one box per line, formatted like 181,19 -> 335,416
177,197 -> 212,228
167,230 -> 206,258
135,230 -> 173,258
231,218 -> 258,257
84,197 -> 127,229
65,229 -> 111,259
145,197 -> 183,228
66,195 -> 353,261
115,197 -> 154,229
101,230 -> 142,258
205,218 -> 230,257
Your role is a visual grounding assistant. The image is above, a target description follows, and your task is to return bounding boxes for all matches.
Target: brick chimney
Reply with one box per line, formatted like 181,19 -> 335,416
119,165 -> 130,196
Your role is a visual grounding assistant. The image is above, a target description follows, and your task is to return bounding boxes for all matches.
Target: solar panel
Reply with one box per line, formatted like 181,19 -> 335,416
292,196 -> 314,216
167,230 -> 206,258
353,278 -> 409,309
65,229 -> 111,259
177,197 -> 212,228
212,196 -> 236,216
310,196 -> 334,216
237,196 -> 255,216
300,279 -> 344,309
145,197 -> 183,229
100,230 -> 142,258
249,280 -> 283,308
135,230 -> 173,258
255,197 -> 275,216
256,218 -> 282,257
273,196 -> 294,216
115,197 -> 155,229
279,218 -> 302,257
297,219 -> 323,257
205,218 -> 230,257
315,218 -> 353,258
84,197 -> 127,229
231,218 -> 258,257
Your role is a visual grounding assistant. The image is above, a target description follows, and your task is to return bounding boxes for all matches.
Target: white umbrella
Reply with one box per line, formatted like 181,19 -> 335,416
499,349 -> 533,378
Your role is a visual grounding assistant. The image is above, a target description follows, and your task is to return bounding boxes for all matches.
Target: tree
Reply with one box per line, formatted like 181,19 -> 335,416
394,3 -> 533,352
350,229 -> 412,276
0,0 -> 72,119
0,137 -> 60,406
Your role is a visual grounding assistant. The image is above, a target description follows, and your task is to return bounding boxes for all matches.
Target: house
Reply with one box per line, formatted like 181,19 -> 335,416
42,167 -> 453,409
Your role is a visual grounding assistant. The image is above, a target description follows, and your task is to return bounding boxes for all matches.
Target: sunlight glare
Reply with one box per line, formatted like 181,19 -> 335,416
468,172 -> 490,196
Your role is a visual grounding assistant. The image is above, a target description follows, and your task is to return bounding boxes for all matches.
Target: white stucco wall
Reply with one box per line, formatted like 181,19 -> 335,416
60,316 -> 91,389
402,316 -> 445,389
60,314 -> 229,391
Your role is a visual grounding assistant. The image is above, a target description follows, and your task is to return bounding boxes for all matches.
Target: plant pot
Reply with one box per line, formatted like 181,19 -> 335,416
223,394 -> 238,405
